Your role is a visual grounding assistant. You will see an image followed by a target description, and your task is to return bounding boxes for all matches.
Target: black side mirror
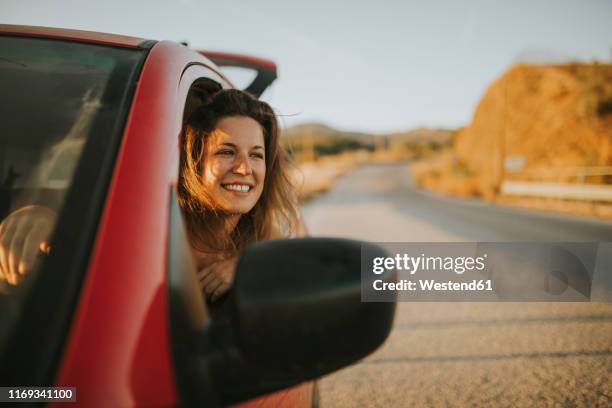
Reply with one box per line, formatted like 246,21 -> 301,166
208,238 -> 396,404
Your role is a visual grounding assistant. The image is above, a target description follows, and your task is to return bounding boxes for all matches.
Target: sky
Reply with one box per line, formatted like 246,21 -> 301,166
2,0 -> 611,133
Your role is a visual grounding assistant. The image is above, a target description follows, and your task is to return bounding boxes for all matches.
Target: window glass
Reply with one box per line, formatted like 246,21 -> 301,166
0,36 -> 144,350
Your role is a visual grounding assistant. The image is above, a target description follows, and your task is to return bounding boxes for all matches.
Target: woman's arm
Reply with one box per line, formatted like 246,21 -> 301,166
195,211 -> 309,302
197,255 -> 237,302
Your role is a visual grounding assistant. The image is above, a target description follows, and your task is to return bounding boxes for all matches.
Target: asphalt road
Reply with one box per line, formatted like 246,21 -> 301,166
301,163 -> 612,407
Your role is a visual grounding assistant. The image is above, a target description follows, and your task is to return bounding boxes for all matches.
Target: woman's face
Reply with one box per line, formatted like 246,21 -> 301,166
201,116 -> 266,214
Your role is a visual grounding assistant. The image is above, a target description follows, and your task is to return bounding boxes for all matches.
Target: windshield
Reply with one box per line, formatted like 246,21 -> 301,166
0,36 -> 145,355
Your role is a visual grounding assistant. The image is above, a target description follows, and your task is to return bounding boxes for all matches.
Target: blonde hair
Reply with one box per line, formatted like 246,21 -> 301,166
178,89 -> 298,254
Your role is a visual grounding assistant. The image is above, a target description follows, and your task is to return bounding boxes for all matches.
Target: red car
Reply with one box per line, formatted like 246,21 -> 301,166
0,25 -> 395,407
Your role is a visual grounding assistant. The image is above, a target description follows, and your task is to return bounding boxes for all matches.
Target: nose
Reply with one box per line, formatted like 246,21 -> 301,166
233,153 -> 253,175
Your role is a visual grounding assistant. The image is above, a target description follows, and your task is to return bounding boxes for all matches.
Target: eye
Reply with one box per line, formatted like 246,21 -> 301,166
216,149 -> 234,156
250,152 -> 265,159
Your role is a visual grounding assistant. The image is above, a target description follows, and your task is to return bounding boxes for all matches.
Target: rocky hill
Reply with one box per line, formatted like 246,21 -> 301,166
414,62 -> 612,199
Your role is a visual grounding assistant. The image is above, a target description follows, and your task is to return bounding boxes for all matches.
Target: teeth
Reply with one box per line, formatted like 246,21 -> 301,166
224,184 -> 251,192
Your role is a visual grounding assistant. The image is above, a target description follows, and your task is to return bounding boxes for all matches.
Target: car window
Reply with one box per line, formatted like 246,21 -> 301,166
0,36 -> 146,381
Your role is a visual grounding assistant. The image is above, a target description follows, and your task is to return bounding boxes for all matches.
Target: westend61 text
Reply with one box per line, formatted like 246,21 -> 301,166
373,279 -> 493,292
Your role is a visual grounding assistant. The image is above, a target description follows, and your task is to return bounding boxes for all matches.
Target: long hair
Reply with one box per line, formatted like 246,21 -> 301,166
178,89 -> 298,254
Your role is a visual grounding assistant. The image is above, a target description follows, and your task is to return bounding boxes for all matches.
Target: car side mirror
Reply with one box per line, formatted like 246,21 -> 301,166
167,190 -> 395,406
207,238 -> 396,404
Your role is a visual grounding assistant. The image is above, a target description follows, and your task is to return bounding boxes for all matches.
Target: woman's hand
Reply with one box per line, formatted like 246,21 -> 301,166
197,255 -> 238,302
0,205 -> 56,286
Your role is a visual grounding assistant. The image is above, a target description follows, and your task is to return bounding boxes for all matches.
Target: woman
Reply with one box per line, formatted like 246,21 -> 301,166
179,89 -> 301,302
181,90 -> 311,408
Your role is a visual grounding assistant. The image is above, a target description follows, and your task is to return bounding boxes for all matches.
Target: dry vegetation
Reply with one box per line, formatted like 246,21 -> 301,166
412,62 -> 612,217
290,151 -> 369,201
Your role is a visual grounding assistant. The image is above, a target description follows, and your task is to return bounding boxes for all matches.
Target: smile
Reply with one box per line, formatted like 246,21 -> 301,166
222,183 -> 252,193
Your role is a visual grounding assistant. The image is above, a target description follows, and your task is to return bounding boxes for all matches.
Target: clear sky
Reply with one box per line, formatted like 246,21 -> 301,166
2,0 -> 611,133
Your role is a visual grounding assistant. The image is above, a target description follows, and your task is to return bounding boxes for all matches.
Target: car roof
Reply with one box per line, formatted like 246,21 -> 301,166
0,24 -> 151,49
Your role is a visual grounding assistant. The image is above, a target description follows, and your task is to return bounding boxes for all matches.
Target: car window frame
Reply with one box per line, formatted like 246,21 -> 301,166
0,35 -> 152,387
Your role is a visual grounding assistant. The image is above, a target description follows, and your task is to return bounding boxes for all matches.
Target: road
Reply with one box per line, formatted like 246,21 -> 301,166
301,163 -> 612,407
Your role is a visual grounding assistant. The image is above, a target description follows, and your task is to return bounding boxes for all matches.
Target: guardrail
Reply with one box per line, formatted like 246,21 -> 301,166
513,166 -> 612,183
501,166 -> 612,202
502,181 -> 612,202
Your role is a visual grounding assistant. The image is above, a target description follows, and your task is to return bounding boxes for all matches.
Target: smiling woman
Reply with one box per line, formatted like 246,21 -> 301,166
179,89 -> 301,303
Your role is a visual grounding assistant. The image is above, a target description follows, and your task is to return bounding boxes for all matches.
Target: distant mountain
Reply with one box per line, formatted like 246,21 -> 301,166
385,127 -> 454,144
282,122 -> 453,145
282,122 -> 339,137
282,122 -> 375,144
